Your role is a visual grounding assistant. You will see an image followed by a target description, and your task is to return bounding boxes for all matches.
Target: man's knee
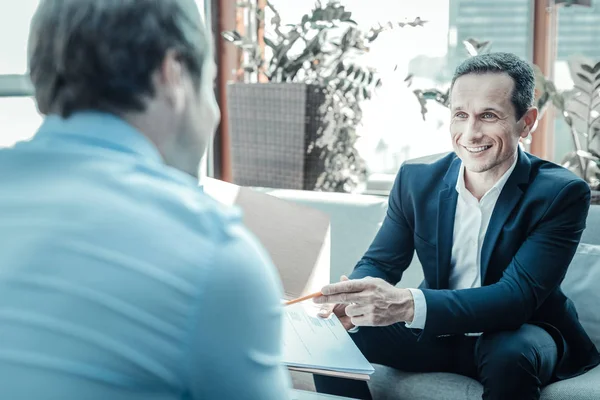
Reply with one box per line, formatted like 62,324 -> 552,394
475,324 -> 558,397
478,334 -> 537,376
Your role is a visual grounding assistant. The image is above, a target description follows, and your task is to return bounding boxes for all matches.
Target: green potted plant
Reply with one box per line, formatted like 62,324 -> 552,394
222,0 -> 424,192
535,58 -> 600,204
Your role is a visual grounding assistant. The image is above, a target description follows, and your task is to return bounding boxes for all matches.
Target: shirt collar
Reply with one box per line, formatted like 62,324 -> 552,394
455,152 -> 519,201
34,111 -> 164,164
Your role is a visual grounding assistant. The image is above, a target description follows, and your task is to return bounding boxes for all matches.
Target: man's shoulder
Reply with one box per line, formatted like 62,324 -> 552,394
402,151 -> 457,169
526,153 -> 590,195
397,151 -> 458,187
384,152 -> 458,207
121,170 -> 246,244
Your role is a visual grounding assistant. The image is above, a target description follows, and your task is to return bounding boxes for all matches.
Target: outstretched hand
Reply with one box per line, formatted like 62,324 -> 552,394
315,276 -> 415,327
317,276 -> 355,331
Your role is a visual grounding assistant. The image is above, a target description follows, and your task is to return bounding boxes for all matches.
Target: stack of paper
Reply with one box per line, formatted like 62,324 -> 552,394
282,303 -> 374,380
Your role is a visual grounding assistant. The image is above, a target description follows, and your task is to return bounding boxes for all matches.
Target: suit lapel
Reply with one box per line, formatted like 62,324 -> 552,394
480,149 -> 531,282
436,157 -> 461,289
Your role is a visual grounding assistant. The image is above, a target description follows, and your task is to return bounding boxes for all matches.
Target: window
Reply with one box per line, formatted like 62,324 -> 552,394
267,0 -> 534,192
0,0 -> 38,75
0,97 -> 41,148
0,0 -> 39,148
553,3 -> 600,163
0,0 -> 208,151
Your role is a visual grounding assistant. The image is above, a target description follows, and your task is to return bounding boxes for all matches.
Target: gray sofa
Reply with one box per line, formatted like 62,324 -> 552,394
369,205 -> 600,400
265,189 -> 600,399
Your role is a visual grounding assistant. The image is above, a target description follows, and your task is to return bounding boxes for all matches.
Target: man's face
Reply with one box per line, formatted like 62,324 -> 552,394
176,58 -> 220,177
449,72 -> 532,176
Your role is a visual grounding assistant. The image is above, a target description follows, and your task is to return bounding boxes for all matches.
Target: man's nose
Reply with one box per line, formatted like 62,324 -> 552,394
462,118 -> 483,143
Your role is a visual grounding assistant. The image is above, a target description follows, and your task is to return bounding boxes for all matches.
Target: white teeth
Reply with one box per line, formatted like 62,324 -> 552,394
465,145 -> 491,153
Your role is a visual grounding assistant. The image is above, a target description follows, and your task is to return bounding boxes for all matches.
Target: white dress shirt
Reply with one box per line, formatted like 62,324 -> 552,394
405,155 -> 518,331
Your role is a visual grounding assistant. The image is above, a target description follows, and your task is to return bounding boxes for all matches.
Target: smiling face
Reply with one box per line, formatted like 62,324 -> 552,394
450,72 -> 536,180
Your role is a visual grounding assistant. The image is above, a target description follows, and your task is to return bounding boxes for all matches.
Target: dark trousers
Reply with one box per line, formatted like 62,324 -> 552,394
314,323 -> 558,400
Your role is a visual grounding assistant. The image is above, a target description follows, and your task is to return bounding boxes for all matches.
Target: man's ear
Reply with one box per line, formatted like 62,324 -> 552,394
519,107 -> 539,139
158,50 -> 186,113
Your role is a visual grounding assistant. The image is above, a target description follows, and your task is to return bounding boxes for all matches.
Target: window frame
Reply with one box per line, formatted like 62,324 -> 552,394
0,75 -> 33,98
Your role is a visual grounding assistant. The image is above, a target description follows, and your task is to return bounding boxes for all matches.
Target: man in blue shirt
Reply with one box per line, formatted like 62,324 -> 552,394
0,1 -> 291,399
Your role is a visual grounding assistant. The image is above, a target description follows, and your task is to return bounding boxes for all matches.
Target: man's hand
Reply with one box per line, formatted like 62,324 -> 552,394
317,276 -> 355,331
314,277 -> 415,327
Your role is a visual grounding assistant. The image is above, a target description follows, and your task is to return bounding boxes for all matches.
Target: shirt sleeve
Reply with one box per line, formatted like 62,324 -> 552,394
187,223 -> 291,400
404,288 -> 427,330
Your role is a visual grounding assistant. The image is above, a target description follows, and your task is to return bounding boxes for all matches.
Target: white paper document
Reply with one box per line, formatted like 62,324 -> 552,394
282,303 -> 374,377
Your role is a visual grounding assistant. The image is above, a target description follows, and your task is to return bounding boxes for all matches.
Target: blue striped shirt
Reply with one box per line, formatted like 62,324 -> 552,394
0,111 -> 291,400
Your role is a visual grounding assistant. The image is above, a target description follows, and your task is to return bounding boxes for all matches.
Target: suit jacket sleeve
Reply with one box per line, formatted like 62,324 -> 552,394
420,179 -> 591,338
349,166 -> 415,285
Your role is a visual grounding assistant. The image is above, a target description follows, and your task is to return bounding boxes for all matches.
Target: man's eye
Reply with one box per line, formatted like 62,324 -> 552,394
482,112 -> 497,119
454,112 -> 468,118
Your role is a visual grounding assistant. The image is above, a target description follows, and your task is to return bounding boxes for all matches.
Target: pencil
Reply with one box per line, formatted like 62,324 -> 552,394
284,291 -> 323,306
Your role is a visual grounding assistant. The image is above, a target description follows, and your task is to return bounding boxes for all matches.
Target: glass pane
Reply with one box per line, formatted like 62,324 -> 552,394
0,97 -> 42,148
553,4 -> 600,163
196,0 -> 206,23
0,0 -> 39,74
266,0 -> 533,180
0,1 -> 206,75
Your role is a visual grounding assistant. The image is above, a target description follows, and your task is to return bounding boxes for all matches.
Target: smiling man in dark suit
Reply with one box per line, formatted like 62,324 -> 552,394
314,52 -> 600,399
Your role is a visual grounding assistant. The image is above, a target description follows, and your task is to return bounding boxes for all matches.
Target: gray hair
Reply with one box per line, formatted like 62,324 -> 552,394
451,52 -> 535,120
28,0 -> 210,117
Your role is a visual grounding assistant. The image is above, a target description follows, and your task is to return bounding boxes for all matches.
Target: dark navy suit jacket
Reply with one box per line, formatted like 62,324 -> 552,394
350,148 -> 600,379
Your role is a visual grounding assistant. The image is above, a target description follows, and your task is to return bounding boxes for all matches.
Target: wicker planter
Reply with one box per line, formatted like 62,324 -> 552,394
227,83 -> 327,190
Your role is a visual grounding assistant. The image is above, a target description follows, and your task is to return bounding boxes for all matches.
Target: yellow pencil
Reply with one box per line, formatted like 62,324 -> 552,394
284,291 -> 323,306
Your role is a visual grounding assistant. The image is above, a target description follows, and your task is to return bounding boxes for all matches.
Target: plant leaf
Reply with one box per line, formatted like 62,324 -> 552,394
311,8 -> 324,22
581,64 -> 595,74
346,64 -> 355,77
323,5 -> 336,21
263,36 -> 277,49
354,69 -> 364,82
341,11 -> 352,21
577,72 -> 593,85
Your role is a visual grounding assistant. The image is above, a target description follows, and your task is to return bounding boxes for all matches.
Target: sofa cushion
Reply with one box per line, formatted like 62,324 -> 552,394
369,364 -> 600,400
541,365 -> 600,400
562,243 -> 600,350
581,205 -> 600,245
369,365 -> 483,399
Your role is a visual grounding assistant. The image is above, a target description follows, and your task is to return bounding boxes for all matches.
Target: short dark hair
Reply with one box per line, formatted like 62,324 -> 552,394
451,52 -> 535,120
28,0 -> 210,117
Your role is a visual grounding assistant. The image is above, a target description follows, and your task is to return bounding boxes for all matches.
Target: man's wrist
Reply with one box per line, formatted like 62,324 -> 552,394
395,288 -> 415,323
404,288 -> 415,323
404,288 -> 426,329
